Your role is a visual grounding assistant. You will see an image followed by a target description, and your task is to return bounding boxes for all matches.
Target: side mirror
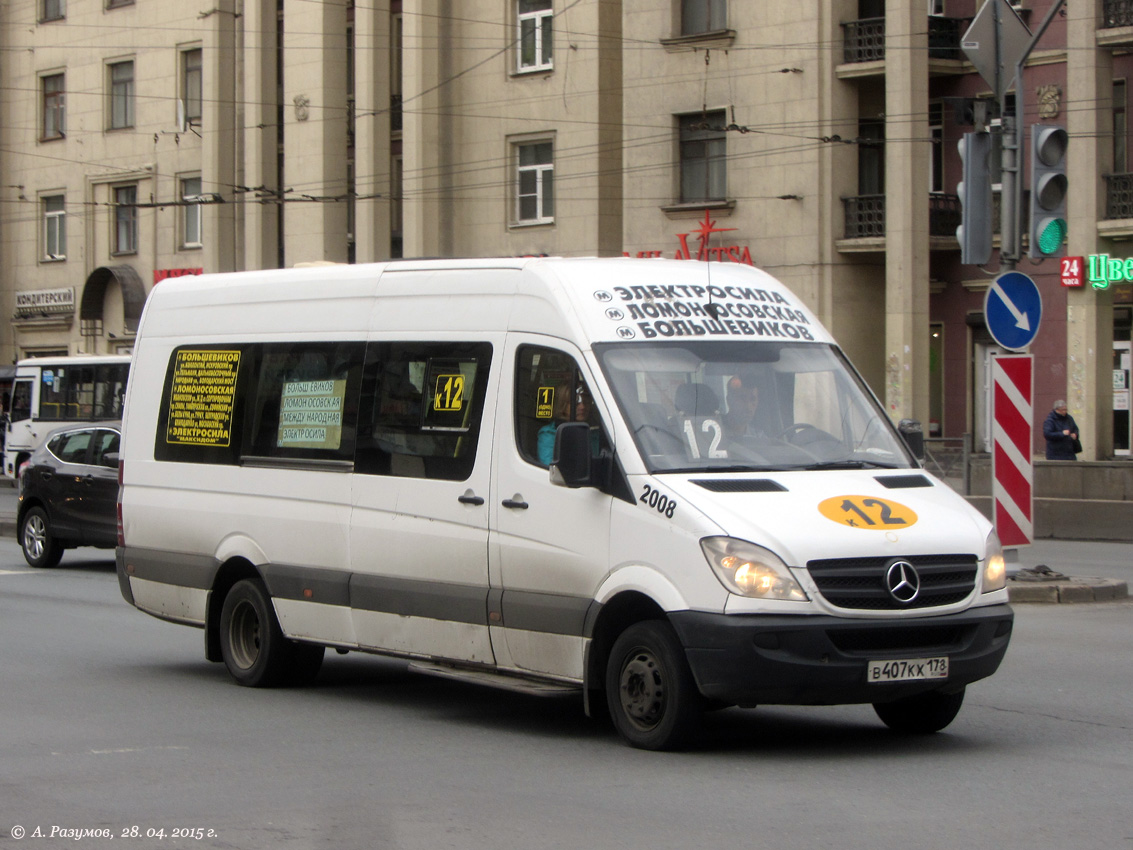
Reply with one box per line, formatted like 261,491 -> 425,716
550,422 -> 592,488
102,451 -> 121,469
897,419 -> 925,461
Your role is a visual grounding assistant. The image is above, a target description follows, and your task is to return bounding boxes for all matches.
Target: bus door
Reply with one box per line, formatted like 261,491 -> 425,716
5,378 -> 37,476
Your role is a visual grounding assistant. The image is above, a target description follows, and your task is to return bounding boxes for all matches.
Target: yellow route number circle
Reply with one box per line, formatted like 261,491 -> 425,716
818,495 -> 918,530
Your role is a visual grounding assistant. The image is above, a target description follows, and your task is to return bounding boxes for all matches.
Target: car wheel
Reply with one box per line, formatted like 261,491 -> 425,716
873,687 -> 965,734
20,507 -> 64,569
605,620 -> 702,750
220,578 -> 321,687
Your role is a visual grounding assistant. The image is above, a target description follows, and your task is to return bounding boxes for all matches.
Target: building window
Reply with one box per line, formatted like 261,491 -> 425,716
682,0 -> 726,35
858,119 -> 885,195
929,102 -> 943,193
42,73 -> 65,140
181,177 -> 202,248
113,185 -> 138,254
43,195 -> 66,260
1115,80 -> 1128,174
109,61 -> 134,129
41,0 -> 64,22
516,141 -> 554,224
181,48 -> 202,126
106,0 -> 133,9
518,0 -> 553,72
679,111 -> 726,203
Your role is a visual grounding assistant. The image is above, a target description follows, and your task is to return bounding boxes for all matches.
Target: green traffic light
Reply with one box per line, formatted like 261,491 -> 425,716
1036,217 -> 1067,255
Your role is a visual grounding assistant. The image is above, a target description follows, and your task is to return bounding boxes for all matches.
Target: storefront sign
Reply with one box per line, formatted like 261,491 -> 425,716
154,268 -> 204,284
625,210 -> 755,266
15,288 -> 75,317
1084,254 -> 1133,289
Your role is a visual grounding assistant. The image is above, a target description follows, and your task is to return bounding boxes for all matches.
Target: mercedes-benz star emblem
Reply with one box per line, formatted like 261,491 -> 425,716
885,560 -> 920,603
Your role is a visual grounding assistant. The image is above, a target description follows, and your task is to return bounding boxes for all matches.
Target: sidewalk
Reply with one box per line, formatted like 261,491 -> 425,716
1005,539 -> 1131,603
1,479 -> 1126,603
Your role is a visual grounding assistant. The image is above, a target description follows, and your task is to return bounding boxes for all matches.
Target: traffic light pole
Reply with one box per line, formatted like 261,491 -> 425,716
1000,0 -> 1065,271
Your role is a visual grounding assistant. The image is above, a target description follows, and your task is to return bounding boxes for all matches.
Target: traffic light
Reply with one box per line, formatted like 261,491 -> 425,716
956,131 -> 993,265
1029,124 -> 1068,259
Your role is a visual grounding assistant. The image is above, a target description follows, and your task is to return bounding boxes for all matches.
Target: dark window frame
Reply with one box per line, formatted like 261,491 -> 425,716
42,73 -> 65,140
679,111 -> 727,203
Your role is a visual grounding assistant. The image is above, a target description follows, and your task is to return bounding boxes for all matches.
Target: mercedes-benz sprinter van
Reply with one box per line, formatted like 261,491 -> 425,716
117,257 -> 1012,749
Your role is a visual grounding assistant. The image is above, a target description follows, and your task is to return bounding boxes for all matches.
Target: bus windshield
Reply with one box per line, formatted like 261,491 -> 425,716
594,340 -> 916,473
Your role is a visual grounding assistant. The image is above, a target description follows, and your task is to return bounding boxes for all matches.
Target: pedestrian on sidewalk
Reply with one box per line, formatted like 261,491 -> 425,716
1043,399 -> 1080,460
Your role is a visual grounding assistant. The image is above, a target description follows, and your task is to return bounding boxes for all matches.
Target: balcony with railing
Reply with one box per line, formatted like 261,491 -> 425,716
842,17 -> 885,64
839,193 -> 970,250
1100,173 -> 1133,239
1099,0 -> 1133,46
839,16 -> 970,76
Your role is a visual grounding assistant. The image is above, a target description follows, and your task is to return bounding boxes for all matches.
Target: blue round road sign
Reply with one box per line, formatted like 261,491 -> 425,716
984,271 -> 1042,351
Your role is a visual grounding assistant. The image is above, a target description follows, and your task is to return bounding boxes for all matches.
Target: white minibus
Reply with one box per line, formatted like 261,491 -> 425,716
117,258 -> 1012,749
5,355 -> 130,478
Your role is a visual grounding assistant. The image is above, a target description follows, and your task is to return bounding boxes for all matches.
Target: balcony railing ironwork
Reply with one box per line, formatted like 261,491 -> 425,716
928,16 -> 970,60
842,193 -> 965,240
1105,172 -> 1133,218
842,16 -> 968,63
842,17 -> 885,63
1103,0 -> 1133,28
843,194 -> 885,238
929,193 -> 961,236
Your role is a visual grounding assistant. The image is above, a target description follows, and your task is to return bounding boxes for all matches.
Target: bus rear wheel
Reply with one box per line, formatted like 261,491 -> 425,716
219,578 -> 323,687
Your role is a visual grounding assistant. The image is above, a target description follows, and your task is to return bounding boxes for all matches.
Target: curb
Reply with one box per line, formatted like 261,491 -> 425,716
1007,577 -> 1129,604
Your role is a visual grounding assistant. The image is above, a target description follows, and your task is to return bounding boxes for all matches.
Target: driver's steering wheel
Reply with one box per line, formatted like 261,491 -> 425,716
778,423 -> 833,446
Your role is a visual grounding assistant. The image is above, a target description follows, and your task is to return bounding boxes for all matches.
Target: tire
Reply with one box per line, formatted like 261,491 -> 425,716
20,507 -> 64,569
874,687 -> 965,734
605,620 -> 703,750
290,643 -> 326,686
219,578 -> 323,687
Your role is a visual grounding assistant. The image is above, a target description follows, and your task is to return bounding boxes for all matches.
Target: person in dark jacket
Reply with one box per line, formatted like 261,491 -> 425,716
1043,399 -> 1079,460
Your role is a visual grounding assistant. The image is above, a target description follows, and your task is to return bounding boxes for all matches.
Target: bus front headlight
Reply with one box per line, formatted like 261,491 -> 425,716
983,530 -> 1007,593
701,537 -> 808,601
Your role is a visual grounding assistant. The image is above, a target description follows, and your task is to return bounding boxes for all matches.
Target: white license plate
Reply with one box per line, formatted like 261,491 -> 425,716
867,657 -> 949,683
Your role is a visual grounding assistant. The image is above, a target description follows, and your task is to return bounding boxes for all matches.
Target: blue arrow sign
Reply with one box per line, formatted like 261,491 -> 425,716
985,271 -> 1042,350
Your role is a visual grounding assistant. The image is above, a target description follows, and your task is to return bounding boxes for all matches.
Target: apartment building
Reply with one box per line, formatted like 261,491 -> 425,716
1,0 -> 1130,457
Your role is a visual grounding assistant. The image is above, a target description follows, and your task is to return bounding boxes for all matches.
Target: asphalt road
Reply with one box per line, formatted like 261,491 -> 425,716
1,539 -> 1131,850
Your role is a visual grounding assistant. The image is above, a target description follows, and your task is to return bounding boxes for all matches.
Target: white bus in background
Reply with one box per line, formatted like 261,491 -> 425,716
4,355 -> 131,478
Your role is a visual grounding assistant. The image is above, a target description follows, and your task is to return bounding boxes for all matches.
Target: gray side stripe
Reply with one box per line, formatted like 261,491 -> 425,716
350,573 -> 488,625
120,547 -> 218,589
120,548 -> 596,637
500,589 -> 593,636
262,564 -> 351,607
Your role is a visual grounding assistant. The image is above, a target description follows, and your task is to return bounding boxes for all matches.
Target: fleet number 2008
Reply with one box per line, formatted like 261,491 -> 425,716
639,484 -> 677,518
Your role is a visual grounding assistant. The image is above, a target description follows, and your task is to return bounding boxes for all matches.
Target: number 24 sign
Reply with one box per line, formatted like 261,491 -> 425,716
818,496 -> 919,530
1060,256 -> 1085,288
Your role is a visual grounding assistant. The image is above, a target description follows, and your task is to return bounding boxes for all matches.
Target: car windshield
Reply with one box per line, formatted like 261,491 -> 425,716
594,340 -> 915,473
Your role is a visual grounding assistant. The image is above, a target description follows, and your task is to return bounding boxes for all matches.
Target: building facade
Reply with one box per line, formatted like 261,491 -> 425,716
1,0 -> 1130,457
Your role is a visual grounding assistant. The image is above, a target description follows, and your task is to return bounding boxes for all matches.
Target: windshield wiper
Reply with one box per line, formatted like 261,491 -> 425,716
797,460 -> 902,471
655,464 -> 787,474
